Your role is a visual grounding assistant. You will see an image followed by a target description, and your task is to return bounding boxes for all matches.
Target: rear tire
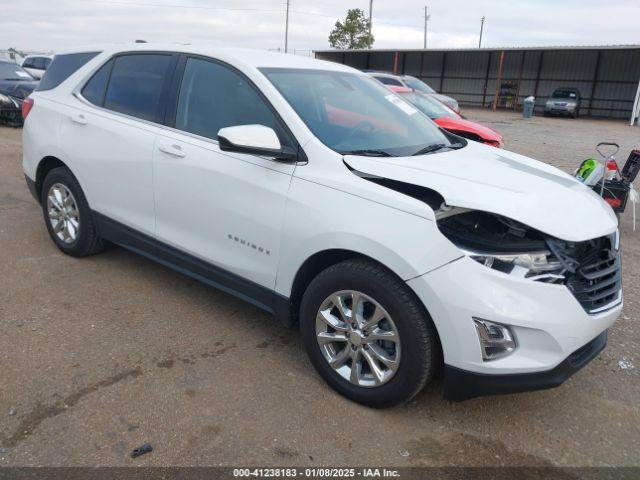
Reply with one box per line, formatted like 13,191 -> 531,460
300,259 -> 439,407
41,167 -> 106,257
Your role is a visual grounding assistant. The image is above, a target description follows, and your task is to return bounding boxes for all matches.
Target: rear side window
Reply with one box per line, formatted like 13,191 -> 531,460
103,54 -> 174,122
81,59 -> 113,106
174,57 -> 281,141
23,58 -> 36,68
37,52 -> 99,91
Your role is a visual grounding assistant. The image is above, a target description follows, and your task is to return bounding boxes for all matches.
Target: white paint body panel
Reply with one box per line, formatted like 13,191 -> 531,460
152,129 -> 294,289
22,43 -> 621,378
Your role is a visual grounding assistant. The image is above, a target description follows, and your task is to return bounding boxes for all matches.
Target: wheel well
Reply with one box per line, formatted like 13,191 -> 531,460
288,249 -> 444,369
35,156 -> 67,202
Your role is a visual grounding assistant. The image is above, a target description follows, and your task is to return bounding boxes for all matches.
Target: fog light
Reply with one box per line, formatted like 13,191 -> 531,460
473,318 -> 516,361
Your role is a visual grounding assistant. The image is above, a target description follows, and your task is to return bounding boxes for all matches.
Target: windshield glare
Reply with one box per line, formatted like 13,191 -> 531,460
552,89 -> 578,99
402,76 -> 435,94
261,68 -> 454,157
401,92 -> 458,120
0,63 -> 33,80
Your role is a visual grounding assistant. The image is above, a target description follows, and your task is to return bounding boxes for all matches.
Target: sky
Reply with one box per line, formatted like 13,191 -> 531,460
1,0 -> 639,55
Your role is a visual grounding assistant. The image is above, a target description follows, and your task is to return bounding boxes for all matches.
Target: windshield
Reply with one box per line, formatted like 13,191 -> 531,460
400,92 -> 459,120
0,62 -> 33,80
402,76 -> 435,94
261,68 -> 455,157
552,89 -> 578,99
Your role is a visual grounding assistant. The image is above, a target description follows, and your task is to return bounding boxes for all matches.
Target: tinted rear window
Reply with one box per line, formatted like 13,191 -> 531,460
375,76 -> 402,86
37,52 -> 100,91
103,54 -> 174,121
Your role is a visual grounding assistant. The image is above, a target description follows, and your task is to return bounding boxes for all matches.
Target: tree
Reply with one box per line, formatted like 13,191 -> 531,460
328,9 -> 374,50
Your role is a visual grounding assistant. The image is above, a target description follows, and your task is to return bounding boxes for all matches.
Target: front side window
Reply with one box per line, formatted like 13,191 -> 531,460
175,57 -> 282,142
262,68 -> 455,157
103,54 -> 173,122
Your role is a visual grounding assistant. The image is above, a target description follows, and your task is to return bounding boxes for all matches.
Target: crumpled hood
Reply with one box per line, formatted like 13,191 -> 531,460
0,79 -> 38,100
345,141 -> 617,242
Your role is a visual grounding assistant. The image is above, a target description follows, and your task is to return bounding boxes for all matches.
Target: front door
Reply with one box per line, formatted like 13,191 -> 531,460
153,56 -> 296,297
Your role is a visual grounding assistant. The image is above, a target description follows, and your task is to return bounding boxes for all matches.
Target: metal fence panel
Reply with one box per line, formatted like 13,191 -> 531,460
315,47 -> 640,118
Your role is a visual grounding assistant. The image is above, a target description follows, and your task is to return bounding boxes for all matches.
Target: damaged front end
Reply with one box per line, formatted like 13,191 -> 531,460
436,209 -> 622,314
0,93 -> 24,127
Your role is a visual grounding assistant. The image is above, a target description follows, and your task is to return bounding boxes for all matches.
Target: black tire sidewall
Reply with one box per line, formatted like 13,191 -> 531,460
300,261 -> 436,407
41,167 -> 97,256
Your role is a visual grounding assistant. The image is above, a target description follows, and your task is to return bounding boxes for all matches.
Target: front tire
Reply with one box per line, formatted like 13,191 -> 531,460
300,259 -> 439,407
41,167 -> 106,257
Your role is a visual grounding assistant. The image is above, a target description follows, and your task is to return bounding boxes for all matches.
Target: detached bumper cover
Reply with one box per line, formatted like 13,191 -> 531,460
443,330 -> 607,402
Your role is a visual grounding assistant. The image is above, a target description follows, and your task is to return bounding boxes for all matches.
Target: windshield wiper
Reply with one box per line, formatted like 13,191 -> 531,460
412,142 -> 464,156
340,149 -> 393,157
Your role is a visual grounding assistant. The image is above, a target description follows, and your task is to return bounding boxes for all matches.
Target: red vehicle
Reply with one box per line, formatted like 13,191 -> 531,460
387,86 -> 503,147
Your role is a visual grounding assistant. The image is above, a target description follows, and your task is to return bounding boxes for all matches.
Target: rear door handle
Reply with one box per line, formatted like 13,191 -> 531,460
158,144 -> 186,158
70,113 -> 87,125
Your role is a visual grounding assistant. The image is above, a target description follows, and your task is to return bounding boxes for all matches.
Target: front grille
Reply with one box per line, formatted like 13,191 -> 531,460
554,235 -> 622,314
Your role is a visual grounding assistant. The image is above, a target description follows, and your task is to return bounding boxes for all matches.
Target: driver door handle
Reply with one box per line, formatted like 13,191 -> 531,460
70,113 -> 87,125
158,144 -> 186,158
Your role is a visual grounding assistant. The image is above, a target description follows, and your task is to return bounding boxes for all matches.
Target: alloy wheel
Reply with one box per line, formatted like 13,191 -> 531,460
46,183 -> 80,244
315,290 -> 401,387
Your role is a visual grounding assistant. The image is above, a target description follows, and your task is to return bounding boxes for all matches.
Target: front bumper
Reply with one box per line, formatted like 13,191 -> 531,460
443,330 -> 607,401
544,103 -> 577,115
407,256 -> 621,398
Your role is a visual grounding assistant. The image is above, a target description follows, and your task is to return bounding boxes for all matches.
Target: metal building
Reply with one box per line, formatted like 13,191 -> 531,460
315,46 -> 640,119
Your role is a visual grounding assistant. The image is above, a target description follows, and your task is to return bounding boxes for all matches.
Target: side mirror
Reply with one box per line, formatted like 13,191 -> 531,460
217,124 -> 297,162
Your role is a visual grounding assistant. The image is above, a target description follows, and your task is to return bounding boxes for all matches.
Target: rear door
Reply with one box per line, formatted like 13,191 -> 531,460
152,55 -> 296,293
63,52 -> 178,234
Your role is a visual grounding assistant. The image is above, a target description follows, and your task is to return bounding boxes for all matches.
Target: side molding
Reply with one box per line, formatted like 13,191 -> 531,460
93,212 -> 293,325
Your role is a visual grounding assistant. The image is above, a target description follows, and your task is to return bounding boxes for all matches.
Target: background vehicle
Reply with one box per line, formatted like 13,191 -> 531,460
22,45 -> 621,407
0,60 -> 38,126
21,54 -> 53,80
366,71 -> 460,112
544,87 -> 581,117
388,85 -> 503,147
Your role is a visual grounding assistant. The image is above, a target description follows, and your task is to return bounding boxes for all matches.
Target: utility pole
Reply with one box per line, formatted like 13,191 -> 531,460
368,0 -> 373,48
478,16 -> 485,48
284,0 -> 290,53
423,6 -> 430,49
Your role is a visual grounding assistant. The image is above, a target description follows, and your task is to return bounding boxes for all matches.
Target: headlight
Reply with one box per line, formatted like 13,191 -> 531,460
0,93 -> 11,105
437,209 -> 566,282
464,249 -> 563,280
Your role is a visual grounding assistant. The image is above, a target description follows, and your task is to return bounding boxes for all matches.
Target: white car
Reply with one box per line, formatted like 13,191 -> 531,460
366,71 -> 460,113
21,55 -> 53,80
22,44 -> 621,407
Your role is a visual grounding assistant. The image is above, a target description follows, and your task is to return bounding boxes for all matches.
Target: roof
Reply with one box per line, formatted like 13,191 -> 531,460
54,43 -> 356,72
315,44 -> 640,54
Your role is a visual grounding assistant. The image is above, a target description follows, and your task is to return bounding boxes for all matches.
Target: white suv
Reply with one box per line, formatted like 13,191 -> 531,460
22,44 -> 622,407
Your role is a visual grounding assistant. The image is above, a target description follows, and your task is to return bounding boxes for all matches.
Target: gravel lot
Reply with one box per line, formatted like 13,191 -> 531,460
1,109 -> 639,468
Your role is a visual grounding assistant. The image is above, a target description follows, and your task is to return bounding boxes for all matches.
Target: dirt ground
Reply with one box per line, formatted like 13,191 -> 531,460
0,109 -> 639,468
